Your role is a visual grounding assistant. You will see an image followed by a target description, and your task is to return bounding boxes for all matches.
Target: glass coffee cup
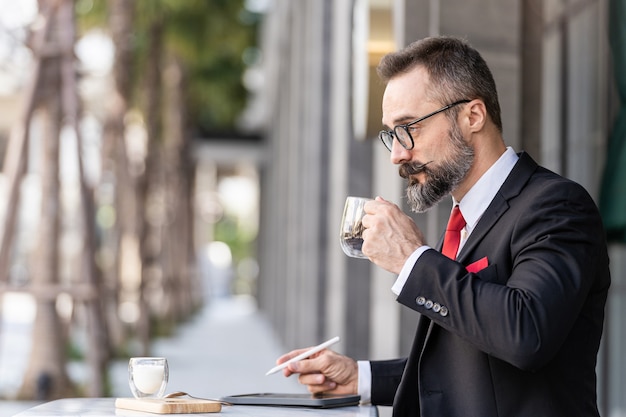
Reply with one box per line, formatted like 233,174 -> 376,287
339,196 -> 372,259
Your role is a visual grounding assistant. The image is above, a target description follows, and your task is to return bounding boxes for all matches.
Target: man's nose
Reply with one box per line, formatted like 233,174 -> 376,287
390,140 -> 412,165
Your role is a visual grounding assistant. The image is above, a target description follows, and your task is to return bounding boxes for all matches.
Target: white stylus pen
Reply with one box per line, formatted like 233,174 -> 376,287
265,336 -> 340,376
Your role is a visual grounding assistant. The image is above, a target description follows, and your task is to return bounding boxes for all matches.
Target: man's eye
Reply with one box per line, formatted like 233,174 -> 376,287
407,125 -> 420,134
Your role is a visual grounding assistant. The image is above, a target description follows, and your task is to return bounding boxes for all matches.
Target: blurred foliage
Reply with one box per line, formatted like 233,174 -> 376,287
214,213 -> 255,262
75,0 -> 261,132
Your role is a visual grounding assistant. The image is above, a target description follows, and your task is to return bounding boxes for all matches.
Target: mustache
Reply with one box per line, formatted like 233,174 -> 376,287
399,161 -> 433,178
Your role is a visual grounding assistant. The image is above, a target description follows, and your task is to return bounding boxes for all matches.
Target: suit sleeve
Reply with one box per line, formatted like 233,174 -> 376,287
369,358 -> 407,406
397,178 -> 610,371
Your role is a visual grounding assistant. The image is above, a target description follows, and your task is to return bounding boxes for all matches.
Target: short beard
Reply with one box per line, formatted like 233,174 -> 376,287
402,122 -> 474,213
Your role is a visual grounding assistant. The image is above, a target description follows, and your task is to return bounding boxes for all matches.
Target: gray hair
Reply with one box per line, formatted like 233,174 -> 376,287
377,36 -> 502,132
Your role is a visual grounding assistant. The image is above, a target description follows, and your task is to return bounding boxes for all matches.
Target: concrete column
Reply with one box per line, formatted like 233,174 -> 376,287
324,0 -> 353,350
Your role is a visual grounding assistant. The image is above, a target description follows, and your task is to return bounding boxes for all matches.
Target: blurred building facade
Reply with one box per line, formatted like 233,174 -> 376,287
253,0 -> 624,415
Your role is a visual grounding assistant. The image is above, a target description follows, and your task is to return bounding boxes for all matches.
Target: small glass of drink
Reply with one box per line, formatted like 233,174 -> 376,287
339,196 -> 372,259
128,357 -> 169,399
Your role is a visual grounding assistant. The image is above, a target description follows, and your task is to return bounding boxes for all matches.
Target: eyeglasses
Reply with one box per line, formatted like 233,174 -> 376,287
378,99 -> 471,151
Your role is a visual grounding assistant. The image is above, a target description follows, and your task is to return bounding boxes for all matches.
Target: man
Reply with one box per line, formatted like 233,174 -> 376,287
276,36 -> 611,416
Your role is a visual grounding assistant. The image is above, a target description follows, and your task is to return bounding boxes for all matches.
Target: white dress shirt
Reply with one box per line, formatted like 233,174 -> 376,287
357,147 -> 519,403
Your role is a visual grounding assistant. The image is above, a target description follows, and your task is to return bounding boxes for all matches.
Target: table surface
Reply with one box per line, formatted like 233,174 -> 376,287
12,398 -> 379,417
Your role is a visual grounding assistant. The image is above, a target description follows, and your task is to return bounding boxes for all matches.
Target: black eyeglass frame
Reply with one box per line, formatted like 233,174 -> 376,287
378,99 -> 471,151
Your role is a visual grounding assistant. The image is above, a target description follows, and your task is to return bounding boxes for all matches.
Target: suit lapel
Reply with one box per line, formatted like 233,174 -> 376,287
457,152 -> 538,263
456,193 -> 508,262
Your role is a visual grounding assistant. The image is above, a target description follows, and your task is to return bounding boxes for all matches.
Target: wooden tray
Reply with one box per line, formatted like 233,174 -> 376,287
115,397 -> 222,414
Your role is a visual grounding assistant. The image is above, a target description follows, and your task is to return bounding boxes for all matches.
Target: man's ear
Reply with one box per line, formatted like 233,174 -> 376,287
465,99 -> 487,132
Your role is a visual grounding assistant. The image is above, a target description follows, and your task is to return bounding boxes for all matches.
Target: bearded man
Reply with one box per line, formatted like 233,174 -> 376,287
275,36 -> 610,417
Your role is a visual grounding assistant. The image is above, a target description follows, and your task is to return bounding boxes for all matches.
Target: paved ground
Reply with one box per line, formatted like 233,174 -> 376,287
110,294 -> 303,399
2,295 -> 304,416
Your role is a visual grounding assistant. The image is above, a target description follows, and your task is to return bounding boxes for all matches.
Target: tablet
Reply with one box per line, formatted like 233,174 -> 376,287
221,393 -> 361,408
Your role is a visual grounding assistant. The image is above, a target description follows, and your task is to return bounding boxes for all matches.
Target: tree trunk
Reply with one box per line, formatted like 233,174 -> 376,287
135,18 -> 165,350
162,55 -> 199,319
18,2 -> 74,393
57,0 -> 110,396
100,0 -> 136,354
0,0 -> 57,282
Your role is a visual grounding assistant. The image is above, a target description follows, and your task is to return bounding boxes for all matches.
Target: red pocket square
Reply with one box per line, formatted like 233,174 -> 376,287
466,257 -> 488,273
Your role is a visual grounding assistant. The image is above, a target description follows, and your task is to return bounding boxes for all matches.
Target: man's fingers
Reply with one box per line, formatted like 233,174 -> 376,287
297,372 -> 326,386
286,356 -> 321,374
298,373 -> 337,394
276,347 -> 313,365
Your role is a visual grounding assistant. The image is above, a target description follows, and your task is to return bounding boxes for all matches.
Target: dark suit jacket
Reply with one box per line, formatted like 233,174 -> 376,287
370,153 -> 610,417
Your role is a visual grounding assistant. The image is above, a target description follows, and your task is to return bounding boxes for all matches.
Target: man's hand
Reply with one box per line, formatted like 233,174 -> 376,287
361,196 -> 426,274
276,348 -> 358,395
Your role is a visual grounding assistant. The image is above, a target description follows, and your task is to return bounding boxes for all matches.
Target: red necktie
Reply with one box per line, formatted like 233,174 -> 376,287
442,206 -> 466,259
